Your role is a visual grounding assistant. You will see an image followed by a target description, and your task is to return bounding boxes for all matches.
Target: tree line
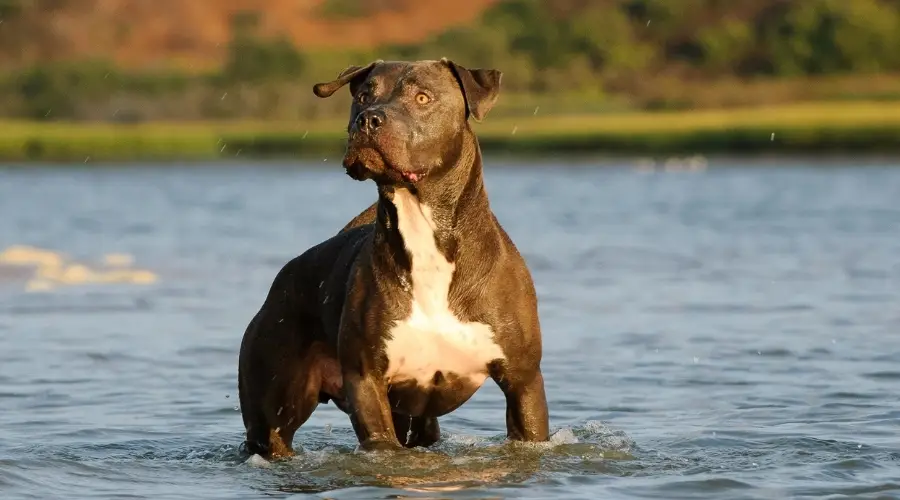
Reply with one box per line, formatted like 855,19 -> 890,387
2,0 -> 899,121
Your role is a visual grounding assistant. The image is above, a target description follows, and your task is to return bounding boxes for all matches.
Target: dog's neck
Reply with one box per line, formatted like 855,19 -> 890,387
374,127 -> 491,267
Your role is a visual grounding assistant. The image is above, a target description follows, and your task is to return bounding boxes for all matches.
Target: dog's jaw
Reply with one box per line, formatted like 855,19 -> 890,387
343,144 -> 428,186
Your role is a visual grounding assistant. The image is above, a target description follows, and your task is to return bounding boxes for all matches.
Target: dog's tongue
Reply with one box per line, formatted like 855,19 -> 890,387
402,171 -> 420,183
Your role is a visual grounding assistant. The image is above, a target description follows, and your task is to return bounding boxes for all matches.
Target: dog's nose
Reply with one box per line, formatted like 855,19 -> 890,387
356,109 -> 386,134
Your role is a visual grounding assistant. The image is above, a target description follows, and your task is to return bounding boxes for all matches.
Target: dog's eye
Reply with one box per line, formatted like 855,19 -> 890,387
356,93 -> 370,105
415,93 -> 431,105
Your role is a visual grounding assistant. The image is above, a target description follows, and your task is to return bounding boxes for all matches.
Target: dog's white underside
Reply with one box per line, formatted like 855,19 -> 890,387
383,188 -> 504,388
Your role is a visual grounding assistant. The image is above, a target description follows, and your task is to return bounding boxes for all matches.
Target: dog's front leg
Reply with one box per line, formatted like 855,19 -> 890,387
493,367 -> 550,442
344,372 -> 403,451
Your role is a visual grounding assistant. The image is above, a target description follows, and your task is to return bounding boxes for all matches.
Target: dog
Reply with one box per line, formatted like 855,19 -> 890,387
238,58 -> 549,457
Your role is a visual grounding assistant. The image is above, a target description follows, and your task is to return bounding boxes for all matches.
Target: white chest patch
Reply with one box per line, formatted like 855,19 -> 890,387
383,189 -> 504,388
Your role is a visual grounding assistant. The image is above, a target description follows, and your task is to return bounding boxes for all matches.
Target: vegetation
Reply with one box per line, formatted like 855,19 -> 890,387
1,0 -> 900,159
2,101 -> 899,162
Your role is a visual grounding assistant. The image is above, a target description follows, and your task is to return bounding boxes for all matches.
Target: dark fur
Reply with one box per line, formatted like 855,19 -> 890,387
238,59 -> 549,457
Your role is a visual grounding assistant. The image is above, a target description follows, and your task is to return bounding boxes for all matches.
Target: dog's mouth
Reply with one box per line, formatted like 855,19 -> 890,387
398,169 -> 425,183
343,139 -> 425,185
365,161 -> 426,185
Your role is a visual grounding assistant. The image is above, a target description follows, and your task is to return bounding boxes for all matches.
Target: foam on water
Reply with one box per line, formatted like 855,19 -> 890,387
244,454 -> 271,468
0,244 -> 158,292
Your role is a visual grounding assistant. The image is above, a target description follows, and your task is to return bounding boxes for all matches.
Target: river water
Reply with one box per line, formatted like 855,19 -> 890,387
1,158 -> 899,499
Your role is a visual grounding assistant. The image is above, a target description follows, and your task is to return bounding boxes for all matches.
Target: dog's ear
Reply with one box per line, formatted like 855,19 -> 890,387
441,58 -> 502,122
313,60 -> 382,98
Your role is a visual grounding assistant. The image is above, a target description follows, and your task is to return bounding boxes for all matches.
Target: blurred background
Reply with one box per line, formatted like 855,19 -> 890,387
2,2 -> 900,499
1,0 -> 899,160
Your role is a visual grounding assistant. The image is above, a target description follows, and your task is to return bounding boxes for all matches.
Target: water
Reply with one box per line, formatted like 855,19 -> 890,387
1,158 -> 899,499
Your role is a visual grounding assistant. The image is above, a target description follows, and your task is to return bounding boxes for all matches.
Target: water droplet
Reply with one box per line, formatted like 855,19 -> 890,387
324,424 -> 332,435
302,130 -> 309,139
221,92 -> 228,100
233,405 -> 239,411
692,357 -> 700,364
533,106 -> 540,116
225,394 -> 230,399
511,126 -> 518,135
770,132 -> 775,141
277,406 -> 283,416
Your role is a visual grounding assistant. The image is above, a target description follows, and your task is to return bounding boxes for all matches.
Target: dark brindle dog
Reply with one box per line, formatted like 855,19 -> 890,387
238,59 -> 549,457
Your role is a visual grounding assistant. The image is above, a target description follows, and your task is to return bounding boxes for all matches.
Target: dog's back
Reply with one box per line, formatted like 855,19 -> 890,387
237,221 -> 372,457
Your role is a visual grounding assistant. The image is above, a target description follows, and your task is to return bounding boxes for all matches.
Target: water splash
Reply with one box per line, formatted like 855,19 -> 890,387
230,420 -> 636,494
244,454 -> 271,468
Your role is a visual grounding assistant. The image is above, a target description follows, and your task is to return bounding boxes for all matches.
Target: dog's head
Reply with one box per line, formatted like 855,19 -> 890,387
313,59 -> 502,185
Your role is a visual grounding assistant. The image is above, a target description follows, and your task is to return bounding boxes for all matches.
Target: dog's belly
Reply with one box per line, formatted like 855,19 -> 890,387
383,303 -> 504,416
387,375 -> 482,417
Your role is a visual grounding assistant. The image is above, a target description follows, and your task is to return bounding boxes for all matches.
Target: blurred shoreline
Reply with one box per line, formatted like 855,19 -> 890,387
4,0 -> 900,164
2,101 -> 899,163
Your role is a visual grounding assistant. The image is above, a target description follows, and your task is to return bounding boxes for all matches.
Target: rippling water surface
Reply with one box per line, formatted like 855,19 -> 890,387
1,159 -> 899,499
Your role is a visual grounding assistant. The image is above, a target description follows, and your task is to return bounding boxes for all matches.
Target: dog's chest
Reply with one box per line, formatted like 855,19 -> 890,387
383,190 -> 504,387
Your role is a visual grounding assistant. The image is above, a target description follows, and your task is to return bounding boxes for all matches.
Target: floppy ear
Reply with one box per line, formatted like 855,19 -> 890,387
312,60 -> 382,98
441,58 -> 503,122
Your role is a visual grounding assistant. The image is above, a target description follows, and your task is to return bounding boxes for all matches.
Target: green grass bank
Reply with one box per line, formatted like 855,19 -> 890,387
1,101 -> 899,163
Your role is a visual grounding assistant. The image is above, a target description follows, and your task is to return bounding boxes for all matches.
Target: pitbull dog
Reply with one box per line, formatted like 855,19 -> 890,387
238,59 -> 549,457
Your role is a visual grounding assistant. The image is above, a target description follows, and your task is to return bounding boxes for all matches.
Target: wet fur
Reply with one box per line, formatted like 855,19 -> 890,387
238,59 -> 549,458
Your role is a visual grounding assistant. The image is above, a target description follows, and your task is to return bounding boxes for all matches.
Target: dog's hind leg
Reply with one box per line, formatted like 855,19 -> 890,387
392,412 -> 441,448
267,340 -> 335,457
239,312 -> 326,459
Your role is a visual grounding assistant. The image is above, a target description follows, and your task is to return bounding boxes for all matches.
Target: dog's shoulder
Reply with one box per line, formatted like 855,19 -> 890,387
339,202 -> 378,234
265,224 -> 372,298
305,223 -> 372,267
